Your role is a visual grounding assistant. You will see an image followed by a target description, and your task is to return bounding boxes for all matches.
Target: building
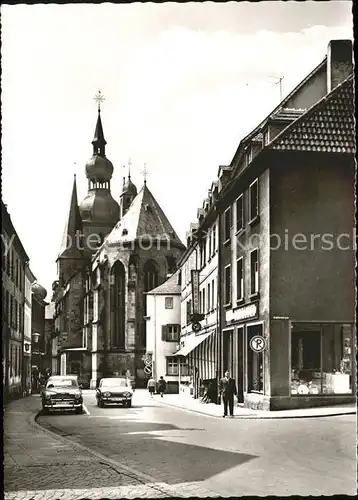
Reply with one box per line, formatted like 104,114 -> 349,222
52,104 -> 185,388
31,283 -> 48,385
23,265 -> 36,395
2,201 -> 28,401
216,39 -> 355,410
44,302 -> 56,374
145,271 -> 188,393
175,182 -> 221,400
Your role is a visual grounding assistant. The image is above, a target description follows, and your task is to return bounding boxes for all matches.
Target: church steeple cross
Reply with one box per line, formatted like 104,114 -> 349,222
128,158 -> 132,179
141,163 -> 150,184
94,90 -> 106,111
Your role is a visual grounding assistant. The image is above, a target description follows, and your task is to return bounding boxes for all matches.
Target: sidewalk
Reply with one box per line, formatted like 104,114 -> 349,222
155,393 -> 357,419
3,395 -> 216,499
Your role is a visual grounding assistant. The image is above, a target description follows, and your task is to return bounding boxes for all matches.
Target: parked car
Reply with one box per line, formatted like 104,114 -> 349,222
96,377 -> 133,408
41,375 -> 83,414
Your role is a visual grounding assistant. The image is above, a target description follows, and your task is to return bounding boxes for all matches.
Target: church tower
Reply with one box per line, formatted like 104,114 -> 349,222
79,94 -> 120,251
120,160 -> 137,218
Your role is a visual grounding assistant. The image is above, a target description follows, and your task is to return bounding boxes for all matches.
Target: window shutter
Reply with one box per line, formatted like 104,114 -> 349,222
162,324 -> 167,341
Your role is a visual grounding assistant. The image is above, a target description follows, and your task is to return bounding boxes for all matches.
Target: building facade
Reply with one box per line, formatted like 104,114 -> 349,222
23,266 -> 36,395
145,271 -> 189,393
217,39 -> 355,410
31,283 -> 48,388
2,201 -> 28,401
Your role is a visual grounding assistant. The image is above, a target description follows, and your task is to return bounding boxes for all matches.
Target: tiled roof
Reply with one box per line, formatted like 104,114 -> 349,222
105,184 -> 184,247
146,271 -> 181,295
270,75 -> 354,153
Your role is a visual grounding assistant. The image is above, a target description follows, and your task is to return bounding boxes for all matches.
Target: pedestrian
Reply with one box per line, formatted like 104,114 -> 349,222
157,376 -> 166,397
147,376 -> 156,397
219,370 -> 237,418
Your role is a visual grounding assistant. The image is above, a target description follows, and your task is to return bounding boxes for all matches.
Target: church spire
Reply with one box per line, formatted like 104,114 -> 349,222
58,174 -> 83,259
92,90 -> 107,156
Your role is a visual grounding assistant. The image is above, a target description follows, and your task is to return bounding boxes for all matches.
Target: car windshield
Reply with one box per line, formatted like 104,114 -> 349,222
47,379 -> 78,388
101,379 -> 130,388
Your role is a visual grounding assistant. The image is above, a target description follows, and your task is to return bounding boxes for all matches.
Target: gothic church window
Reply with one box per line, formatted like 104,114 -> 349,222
144,260 -> 159,292
110,261 -> 126,349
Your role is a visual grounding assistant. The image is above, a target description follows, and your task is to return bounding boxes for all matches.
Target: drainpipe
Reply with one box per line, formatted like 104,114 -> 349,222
153,294 -> 157,388
216,214 -> 222,404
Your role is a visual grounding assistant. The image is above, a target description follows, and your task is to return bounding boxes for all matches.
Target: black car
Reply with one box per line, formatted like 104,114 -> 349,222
96,377 -> 133,408
41,375 -> 83,414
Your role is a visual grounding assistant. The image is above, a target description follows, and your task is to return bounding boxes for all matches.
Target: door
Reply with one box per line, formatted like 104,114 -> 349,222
236,327 -> 244,402
247,324 -> 264,393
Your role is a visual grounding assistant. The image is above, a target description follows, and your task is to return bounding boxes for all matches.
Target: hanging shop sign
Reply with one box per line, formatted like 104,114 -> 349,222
249,335 -> 267,353
226,301 -> 259,325
192,322 -> 202,333
191,270 -> 200,315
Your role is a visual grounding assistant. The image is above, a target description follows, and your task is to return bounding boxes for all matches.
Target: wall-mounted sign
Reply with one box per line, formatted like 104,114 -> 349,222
249,335 -> 267,353
226,302 -> 258,324
191,270 -> 200,315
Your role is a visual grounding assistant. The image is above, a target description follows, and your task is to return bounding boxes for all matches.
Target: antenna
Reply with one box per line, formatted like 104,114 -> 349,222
269,76 -> 284,101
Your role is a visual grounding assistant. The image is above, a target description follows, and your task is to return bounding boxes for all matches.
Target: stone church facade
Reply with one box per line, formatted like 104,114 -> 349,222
52,107 -> 185,388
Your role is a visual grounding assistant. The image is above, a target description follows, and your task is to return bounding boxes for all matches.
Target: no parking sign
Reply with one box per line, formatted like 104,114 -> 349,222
249,335 -> 267,353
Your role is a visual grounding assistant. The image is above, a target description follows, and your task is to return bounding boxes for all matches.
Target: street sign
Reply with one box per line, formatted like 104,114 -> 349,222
144,365 -> 152,375
249,335 -> 267,353
192,322 -> 201,333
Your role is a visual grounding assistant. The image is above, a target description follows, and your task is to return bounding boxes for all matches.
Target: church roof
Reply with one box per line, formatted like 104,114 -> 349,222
105,183 -> 184,248
58,175 -> 84,259
146,271 -> 181,295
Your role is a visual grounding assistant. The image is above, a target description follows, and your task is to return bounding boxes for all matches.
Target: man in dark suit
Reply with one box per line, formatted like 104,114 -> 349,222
219,370 -> 237,418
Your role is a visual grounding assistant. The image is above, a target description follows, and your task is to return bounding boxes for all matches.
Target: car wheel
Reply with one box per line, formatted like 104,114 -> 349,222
99,400 -> 104,408
75,406 -> 83,414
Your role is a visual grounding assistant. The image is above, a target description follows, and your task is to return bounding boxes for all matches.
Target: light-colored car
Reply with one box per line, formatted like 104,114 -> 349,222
41,375 -> 83,414
96,377 -> 133,408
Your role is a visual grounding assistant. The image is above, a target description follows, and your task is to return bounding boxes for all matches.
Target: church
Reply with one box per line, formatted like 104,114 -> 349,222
52,98 -> 185,388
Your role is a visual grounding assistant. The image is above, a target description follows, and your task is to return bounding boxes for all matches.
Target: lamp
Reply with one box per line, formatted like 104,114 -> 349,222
32,332 -> 41,343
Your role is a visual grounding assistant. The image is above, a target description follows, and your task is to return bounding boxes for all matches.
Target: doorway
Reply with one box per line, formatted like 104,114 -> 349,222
247,324 -> 264,393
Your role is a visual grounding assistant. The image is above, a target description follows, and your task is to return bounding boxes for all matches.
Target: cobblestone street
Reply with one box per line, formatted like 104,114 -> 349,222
4,391 -> 356,499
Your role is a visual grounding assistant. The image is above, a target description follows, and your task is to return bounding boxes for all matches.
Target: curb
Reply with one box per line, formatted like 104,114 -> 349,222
31,410 -> 180,498
155,398 -> 356,419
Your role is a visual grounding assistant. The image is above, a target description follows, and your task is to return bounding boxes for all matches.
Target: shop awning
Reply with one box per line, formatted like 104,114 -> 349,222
174,330 -> 213,357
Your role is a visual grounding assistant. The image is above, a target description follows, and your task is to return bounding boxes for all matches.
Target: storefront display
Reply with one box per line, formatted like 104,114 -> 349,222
290,323 -> 353,395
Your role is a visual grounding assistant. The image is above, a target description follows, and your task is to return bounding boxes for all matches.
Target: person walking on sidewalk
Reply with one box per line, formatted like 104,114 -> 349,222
147,376 -> 156,397
157,376 -> 167,397
219,370 -> 237,418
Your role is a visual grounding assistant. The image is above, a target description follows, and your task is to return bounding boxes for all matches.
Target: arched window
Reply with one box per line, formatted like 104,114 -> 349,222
144,260 -> 159,292
110,261 -> 126,349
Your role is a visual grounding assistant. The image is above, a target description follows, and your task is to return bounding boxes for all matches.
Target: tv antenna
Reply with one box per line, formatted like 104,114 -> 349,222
269,76 -> 284,101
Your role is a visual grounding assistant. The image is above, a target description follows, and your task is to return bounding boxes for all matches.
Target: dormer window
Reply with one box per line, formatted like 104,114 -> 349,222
122,229 -> 128,236
144,204 -> 151,212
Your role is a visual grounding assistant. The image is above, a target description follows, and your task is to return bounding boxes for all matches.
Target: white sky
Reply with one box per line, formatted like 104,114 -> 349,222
1,2 -> 353,298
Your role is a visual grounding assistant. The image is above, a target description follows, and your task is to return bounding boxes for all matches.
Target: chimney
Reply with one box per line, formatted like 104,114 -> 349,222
327,40 -> 353,93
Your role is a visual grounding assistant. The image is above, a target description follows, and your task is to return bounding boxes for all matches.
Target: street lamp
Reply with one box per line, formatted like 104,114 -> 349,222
32,332 -> 41,343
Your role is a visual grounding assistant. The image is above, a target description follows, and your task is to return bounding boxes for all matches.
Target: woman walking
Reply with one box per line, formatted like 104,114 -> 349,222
147,376 -> 156,397
157,376 -> 167,397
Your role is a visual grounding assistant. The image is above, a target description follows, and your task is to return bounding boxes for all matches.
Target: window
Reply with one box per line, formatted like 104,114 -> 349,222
247,324 -> 264,393
207,283 -> 210,312
10,296 -> 13,327
200,238 -> 206,268
165,297 -> 173,309
236,195 -> 244,232
208,231 -> 212,258
224,207 -> 232,242
166,356 -> 189,376
110,261 -> 126,348
250,250 -> 259,295
202,288 -> 206,314
212,224 -> 216,255
249,179 -> 259,222
14,300 -> 18,329
162,324 -> 180,342
144,260 -> 159,293
211,279 -> 215,310
236,258 -> 244,301
224,265 -> 232,305
186,299 -> 192,324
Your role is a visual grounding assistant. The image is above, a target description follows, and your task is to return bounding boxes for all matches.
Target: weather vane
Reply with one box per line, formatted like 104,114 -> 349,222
94,90 -> 106,111
141,163 -> 150,184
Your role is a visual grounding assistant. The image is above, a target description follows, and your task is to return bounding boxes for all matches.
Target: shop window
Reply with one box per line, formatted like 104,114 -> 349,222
224,265 -> 232,305
249,179 -> 259,222
236,258 -> 244,301
291,323 -> 354,395
236,195 -> 244,232
250,249 -> 259,295
224,207 -> 232,242
165,297 -> 173,309
247,324 -> 264,393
